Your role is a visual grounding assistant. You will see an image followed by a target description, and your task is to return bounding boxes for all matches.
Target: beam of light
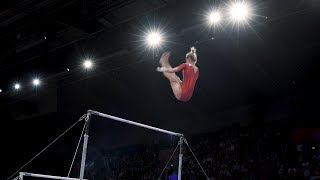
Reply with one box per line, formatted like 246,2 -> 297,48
202,7 -> 224,34
131,19 -> 176,57
83,60 -> 93,69
33,78 -> 40,86
146,31 -> 163,48
14,83 -> 20,90
229,2 -> 250,22
208,11 -> 222,24
225,1 -> 265,42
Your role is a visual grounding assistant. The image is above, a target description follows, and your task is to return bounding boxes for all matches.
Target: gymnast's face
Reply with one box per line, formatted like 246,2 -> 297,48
185,57 -> 192,63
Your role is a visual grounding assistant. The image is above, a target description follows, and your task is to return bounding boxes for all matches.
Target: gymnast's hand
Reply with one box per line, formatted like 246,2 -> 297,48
157,67 -> 170,72
156,67 -> 164,72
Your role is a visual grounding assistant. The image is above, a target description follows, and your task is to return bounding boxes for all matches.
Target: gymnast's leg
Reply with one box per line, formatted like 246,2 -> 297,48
159,52 -> 182,99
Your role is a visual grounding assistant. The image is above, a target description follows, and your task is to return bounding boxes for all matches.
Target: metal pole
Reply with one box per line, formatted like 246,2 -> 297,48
88,110 -> 183,137
178,136 -> 183,180
79,112 -> 91,180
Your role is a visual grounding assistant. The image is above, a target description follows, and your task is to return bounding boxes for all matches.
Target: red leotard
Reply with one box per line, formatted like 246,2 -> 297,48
176,63 -> 199,102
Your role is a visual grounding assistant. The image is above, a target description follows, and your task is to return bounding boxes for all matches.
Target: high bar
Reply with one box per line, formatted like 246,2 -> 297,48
87,110 -> 184,137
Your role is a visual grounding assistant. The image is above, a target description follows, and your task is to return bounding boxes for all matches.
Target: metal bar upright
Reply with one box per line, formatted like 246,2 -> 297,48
79,112 -> 91,180
178,136 -> 183,180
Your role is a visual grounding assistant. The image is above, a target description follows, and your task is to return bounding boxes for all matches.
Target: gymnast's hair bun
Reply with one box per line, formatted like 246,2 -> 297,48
190,47 -> 196,53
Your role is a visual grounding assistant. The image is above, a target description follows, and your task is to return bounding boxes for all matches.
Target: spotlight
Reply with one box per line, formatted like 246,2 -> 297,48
0,89 -> 2,93
208,11 -> 221,24
33,78 -> 40,86
146,31 -> 162,47
230,2 -> 250,21
14,83 -> 20,90
83,60 -> 93,69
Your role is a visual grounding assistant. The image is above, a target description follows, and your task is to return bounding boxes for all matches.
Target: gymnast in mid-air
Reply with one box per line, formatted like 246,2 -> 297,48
157,47 -> 199,102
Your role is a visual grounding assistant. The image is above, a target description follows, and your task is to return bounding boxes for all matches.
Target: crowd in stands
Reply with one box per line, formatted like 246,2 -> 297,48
84,125 -> 320,180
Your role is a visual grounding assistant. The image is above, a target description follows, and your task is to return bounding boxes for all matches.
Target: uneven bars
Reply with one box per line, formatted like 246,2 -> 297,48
87,110 -> 184,137
19,172 -> 87,180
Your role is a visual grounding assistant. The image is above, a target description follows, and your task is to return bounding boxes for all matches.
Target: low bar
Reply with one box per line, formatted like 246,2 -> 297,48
88,110 -> 184,137
20,172 -> 86,180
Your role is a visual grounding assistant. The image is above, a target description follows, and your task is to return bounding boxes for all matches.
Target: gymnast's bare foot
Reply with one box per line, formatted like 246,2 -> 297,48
159,52 -> 170,67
